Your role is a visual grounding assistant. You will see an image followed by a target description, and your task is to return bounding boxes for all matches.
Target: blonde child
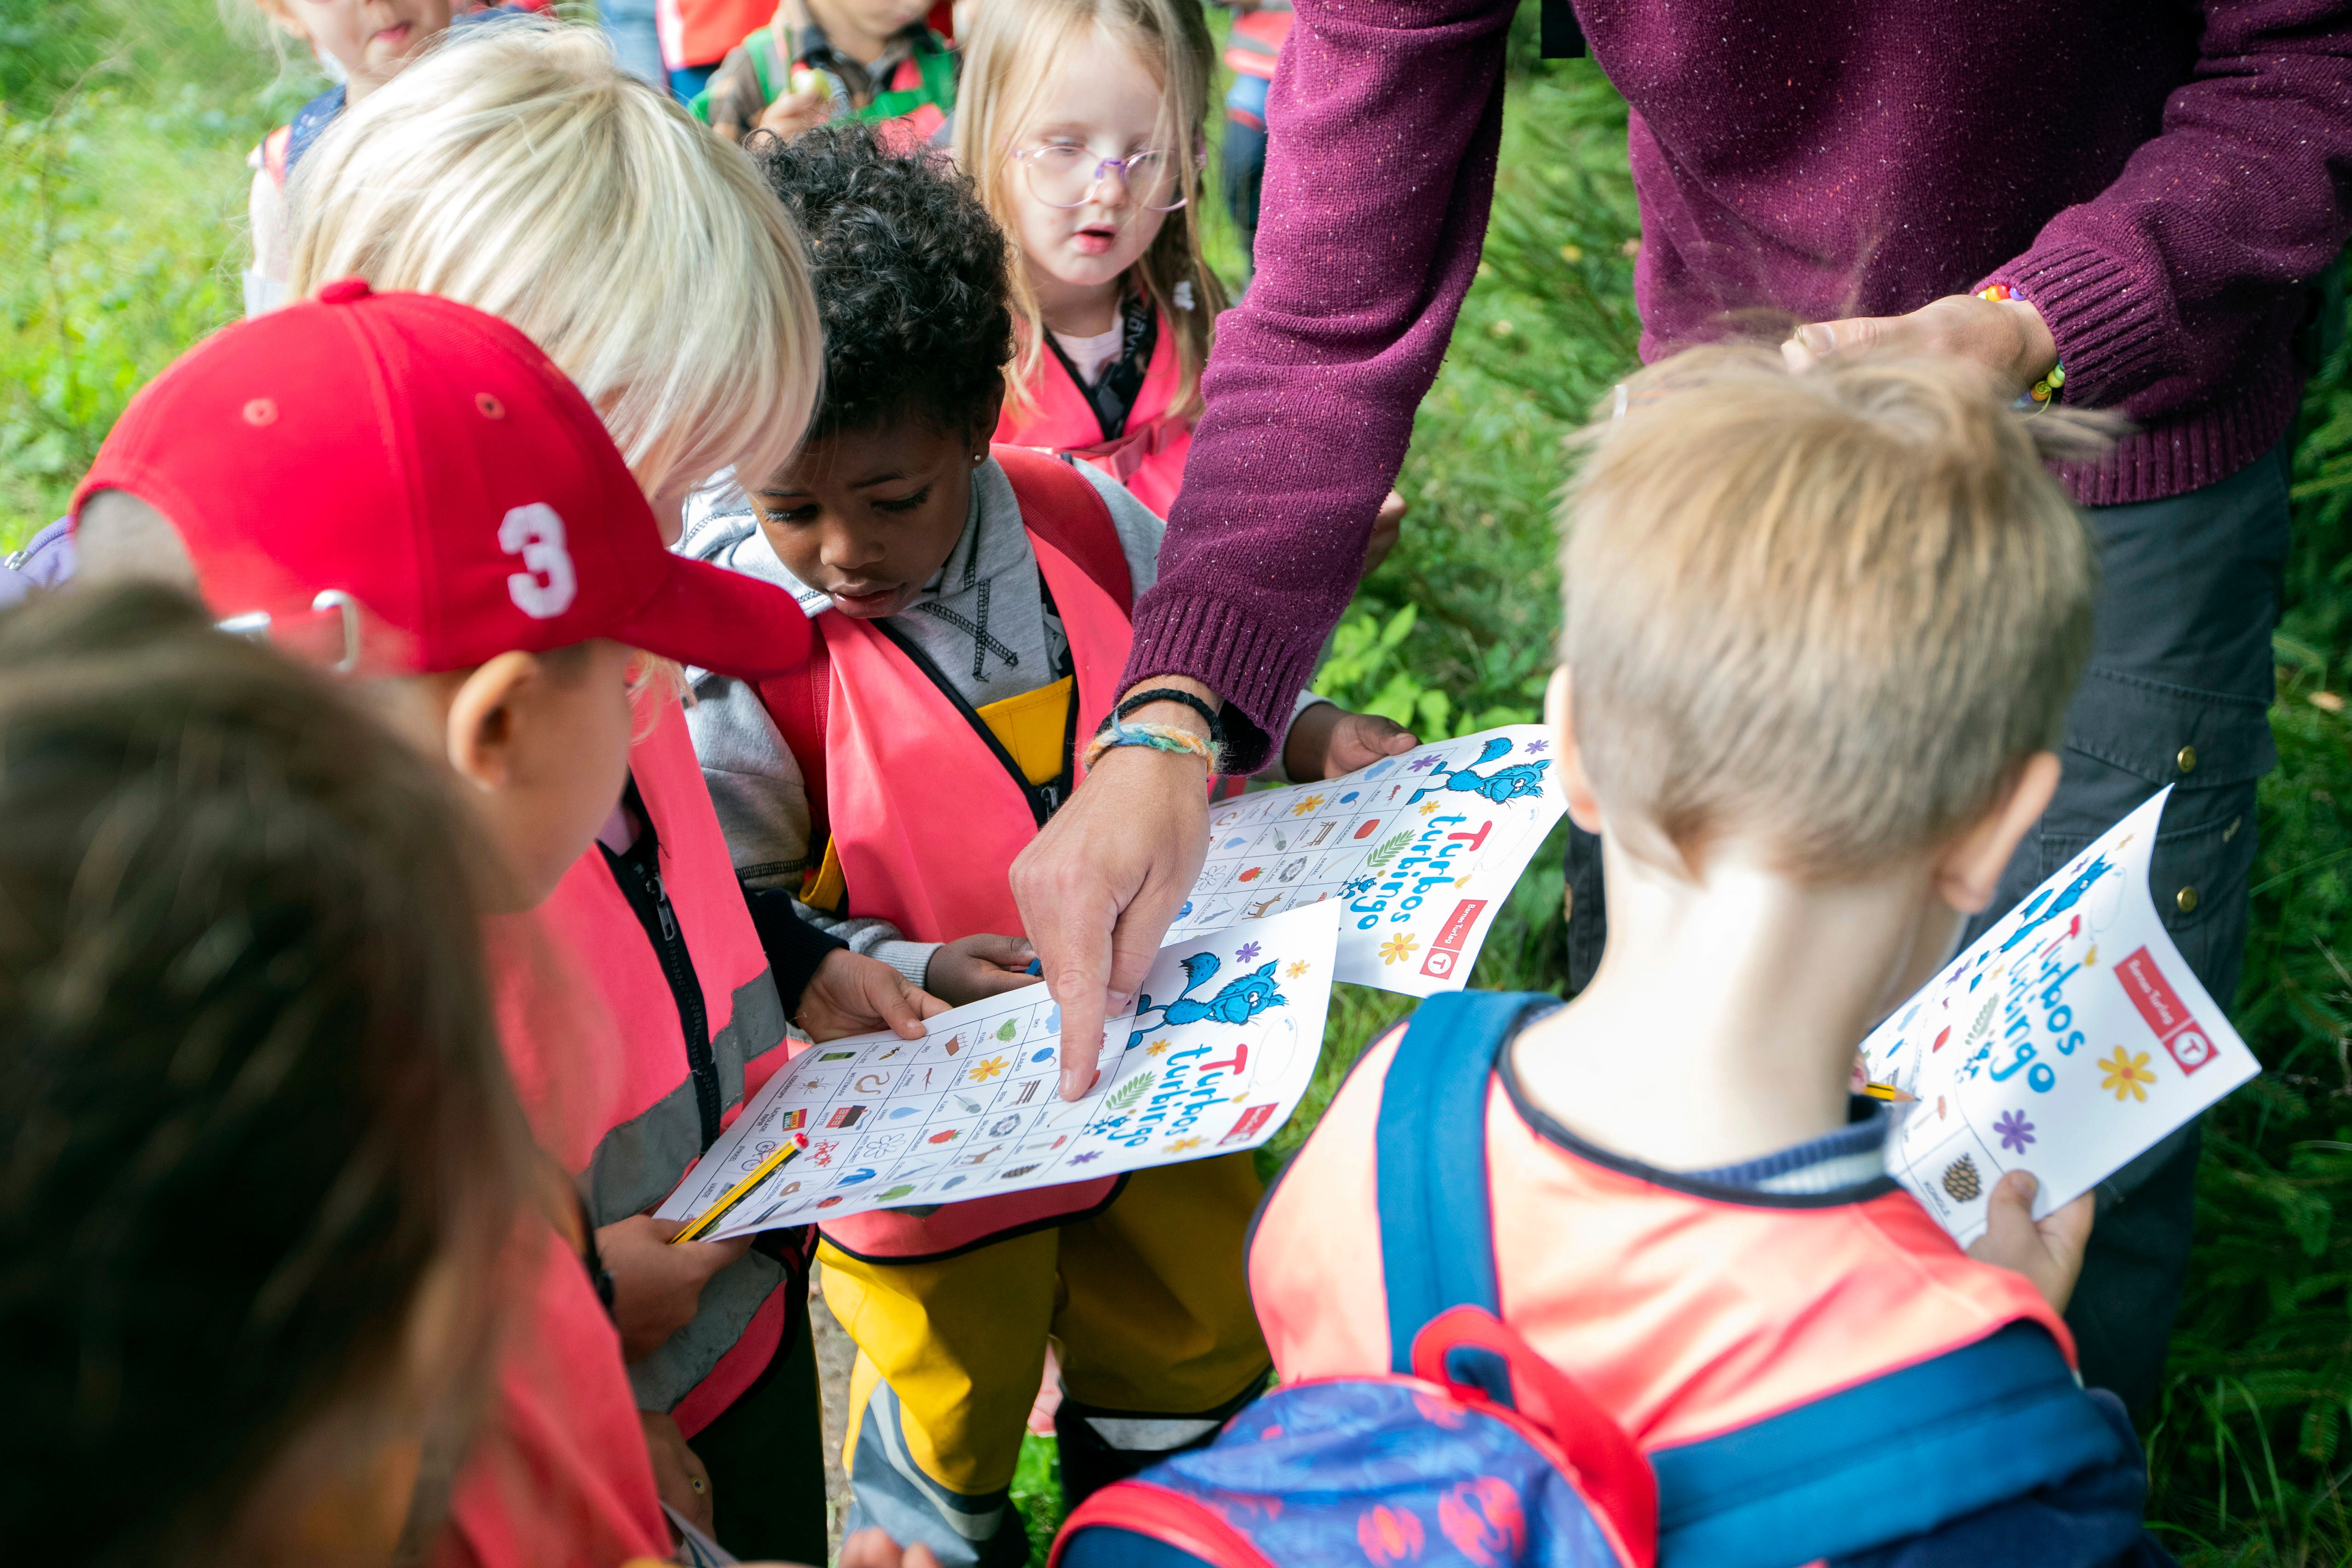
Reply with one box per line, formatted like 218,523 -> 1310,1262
286,24 -> 944,1560
1195,349 -> 2174,1568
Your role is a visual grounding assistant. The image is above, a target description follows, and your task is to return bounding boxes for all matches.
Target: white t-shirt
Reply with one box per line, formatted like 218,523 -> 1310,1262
1052,321 -> 1126,386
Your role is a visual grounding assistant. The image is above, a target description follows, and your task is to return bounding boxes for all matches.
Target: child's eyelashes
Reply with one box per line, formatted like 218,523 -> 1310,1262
872,486 -> 933,514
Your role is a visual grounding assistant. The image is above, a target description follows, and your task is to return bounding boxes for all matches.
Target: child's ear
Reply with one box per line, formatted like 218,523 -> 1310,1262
1545,665 -> 1604,835
256,0 -> 308,38
968,384 -> 1007,458
442,651 -> 545,793
1934,751 -> 2061,915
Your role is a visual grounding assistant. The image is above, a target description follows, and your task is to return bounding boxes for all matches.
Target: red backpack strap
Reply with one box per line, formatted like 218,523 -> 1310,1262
755,620 -> 833,848
993,445 -> 1135,616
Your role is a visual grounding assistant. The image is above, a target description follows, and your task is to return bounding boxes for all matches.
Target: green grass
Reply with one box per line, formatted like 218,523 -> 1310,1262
11,6 -> 2352,1564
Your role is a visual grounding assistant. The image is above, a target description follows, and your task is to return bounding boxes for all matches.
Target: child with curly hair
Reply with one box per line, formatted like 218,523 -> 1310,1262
680,122 -> 1412,1568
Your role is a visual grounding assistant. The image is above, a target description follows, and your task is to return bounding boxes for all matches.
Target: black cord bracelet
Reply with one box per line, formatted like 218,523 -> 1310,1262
1107,687 -> 1225,751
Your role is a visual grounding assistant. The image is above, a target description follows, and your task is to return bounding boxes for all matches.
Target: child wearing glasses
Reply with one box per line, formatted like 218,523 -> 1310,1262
679,122 -> 1414,1568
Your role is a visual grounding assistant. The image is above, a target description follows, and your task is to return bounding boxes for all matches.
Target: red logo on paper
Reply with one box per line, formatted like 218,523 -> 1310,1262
1221,1103 -> 1278,1144
2115,945 -> 2213,1075
1419,899 -> 1489,979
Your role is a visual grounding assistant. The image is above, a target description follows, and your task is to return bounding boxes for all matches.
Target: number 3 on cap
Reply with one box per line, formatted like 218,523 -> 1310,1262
500,503 -> 578,619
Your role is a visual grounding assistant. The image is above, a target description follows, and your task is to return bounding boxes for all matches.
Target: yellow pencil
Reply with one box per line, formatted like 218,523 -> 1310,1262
670,1132 -> 809,1245
1861,1080 -> 1917,1104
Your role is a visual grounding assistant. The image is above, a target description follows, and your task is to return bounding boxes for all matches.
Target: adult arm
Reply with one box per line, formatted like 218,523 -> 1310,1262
1800,0 -> 2352,420
1015,0 -> 1517,1091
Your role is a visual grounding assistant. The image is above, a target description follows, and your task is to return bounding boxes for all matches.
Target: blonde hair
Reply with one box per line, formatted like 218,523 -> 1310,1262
288,20 -> 823,505
952,0 -> 1225,418
1561,345 -> 2108,880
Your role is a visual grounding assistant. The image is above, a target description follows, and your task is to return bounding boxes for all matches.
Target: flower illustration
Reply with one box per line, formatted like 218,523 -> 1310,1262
1417,800 -> 1440,816
1406,755 -> 1443,773
2099,1046 -> 2155,1102
967,1056 -> 1009,1082
1070,1150 -> 1101,1165
1379,932 -> 1421,966
1235,941 -> 1262,964
1524,739 -> 1549,754
1289,795 -> 1326,817
1145,1038 -> 1171,1057
1994,1109 -> 2036,1154
1286,959 -> 1310,979
1165,1137 -> 1204,1153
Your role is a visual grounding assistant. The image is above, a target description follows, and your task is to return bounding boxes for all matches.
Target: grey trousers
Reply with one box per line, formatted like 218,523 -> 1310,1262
1560,440 -> 2292,1411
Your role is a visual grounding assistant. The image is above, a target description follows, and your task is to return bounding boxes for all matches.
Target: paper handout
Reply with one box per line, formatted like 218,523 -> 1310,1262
1862,788 -> 2259,1245
656,903 -> 1340,1240
1169,725 -> 1566,996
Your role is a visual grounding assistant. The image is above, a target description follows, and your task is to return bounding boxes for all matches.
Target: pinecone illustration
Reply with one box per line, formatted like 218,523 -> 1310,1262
1942,1154 -> 1984,1202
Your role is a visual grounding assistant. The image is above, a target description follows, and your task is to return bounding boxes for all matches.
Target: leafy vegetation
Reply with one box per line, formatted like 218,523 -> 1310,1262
7,5 -> 2352,1564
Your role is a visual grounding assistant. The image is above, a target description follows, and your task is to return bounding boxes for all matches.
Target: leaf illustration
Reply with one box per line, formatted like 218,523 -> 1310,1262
1364,830 -> 1413,872
1102,1071 -> 1156,1114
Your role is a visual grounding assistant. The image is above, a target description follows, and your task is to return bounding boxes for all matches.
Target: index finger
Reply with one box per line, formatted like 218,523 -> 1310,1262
1041,881 -> 1119,1099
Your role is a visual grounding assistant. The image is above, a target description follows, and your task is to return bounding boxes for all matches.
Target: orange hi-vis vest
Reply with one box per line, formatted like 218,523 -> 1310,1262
755,450 -> 1142,1260
1250,993 -> 2139,1566
996,308 -> 1194,519
657,0 -> 774,70
1224,2 -> 1292,84
534,697 -> 803,1435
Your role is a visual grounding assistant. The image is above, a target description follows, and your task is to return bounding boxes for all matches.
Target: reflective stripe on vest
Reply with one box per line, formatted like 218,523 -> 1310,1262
535,697 -> 796,1425
755,453 -> 1134,1258
1251,1025 -> 2071,1444
996,306 -> 1194,518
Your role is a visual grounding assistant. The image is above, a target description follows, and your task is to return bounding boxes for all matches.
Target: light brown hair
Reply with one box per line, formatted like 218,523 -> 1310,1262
1560,345 -> 2106,879
952,0 -> 1225,418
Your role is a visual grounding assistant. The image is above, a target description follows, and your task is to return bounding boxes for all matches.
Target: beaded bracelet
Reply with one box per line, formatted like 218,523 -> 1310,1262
1081,718 -> 1220,773
1976,284 -> 2066,409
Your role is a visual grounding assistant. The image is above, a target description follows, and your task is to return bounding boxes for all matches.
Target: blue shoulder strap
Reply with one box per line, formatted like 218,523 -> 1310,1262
1374,990 -> 1558,1374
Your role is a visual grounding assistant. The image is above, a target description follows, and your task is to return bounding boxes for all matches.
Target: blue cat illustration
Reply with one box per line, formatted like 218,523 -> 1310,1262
1126,951 -> 1285,1048
1406,735 -> 1552,807
1996,852 -> 2113,954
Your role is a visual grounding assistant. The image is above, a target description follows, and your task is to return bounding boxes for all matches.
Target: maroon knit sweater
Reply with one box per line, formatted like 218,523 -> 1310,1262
1130,0 -> 2352,767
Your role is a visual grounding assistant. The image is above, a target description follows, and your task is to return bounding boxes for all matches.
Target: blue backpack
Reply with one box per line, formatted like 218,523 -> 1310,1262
1051,992 -> 1657,1568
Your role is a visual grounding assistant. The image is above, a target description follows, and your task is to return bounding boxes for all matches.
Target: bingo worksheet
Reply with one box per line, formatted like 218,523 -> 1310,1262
1171,725 -> 1565,996
657,903 -> 1340,1239
1863,789 -> 2260,1246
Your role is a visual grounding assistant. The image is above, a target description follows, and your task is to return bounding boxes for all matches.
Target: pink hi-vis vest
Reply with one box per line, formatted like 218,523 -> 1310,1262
531,697 -> 801,1434
996,309 -> 1195,519
1250,1025 -> 2073,1456
756,450 -> 1137,1259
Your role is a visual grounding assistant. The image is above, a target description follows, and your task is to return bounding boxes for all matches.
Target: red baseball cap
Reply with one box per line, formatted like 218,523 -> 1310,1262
73,279 -> 813,679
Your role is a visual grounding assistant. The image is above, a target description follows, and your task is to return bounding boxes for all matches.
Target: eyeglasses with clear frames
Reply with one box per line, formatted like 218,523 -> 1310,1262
1010,143 -> 1197,213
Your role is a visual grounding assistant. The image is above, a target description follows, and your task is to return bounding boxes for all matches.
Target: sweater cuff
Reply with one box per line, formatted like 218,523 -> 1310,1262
741,884 -> 847,1013
874,940 -> 943,990
1979,243 -> 2168,409
1123,593 -> 1323,775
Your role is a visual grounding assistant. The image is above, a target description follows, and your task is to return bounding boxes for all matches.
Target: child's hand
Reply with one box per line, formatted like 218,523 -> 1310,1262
836,1530 -> 944,1568
757,77 -> 832,141
1965,1170 -> 2094,1314
639,1410 -> 715,1537
1363,489 -> 1406,575
704,45 -> 767,143
598,1215 -> 755,1362
1283,703 -> 1419,782
796,948 -> 947,1043
926,934 -> 1040,1006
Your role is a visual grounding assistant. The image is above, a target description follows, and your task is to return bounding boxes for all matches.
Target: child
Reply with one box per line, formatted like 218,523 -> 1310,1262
289,27 -> 937,1559
659,0 -> 776,102
953,0 -> 1405,558
679,122 -> 1412,1568
697,0 -> 954,146
237,0 -> 519,314
1235,348 -> 2173,1566
1213,0 -> 1288,278
63,285 -> 923,1567
0,582 -> 535,1567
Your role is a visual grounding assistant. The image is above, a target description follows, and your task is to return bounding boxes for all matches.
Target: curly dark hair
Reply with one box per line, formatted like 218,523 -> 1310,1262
751,122 -> 1015,439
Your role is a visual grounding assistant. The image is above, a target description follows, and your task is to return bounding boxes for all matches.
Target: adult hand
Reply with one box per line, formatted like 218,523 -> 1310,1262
1782,293 -> 2057,398
796,947 -> 946,1043
1965,1170 -> 2094,1314
756,79 -> 832,141
598,1214 -> 755,1362
1011,679 -> 1215,1098
927,933 -> 1040,1006
838,1530 -> 945,1568
639,1410 -> 715,1537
